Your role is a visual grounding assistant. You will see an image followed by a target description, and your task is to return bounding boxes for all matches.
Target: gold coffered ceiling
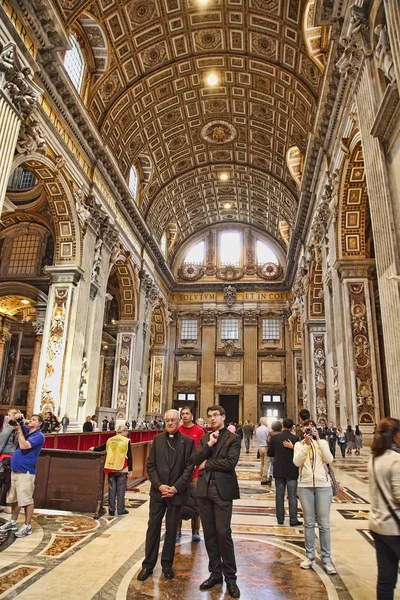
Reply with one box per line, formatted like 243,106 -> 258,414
60,0 -> 322,253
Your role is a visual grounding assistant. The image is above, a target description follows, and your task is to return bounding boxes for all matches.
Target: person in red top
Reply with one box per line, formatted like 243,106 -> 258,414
177,406 -> 205,542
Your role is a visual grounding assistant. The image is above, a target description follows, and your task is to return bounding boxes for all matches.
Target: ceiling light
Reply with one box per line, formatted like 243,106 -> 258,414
219,172 -> 229,182
104,344 -> 108,350
205,72 -> 219,87
224,202 -> 232,209
21,299 -> 30,305
198,0 -> 209,3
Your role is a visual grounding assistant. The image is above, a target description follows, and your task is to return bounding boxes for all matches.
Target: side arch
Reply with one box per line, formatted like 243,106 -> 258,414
9,153 -> 82,266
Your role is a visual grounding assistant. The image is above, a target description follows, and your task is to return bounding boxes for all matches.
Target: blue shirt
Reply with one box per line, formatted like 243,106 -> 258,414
11,426 -> 45,474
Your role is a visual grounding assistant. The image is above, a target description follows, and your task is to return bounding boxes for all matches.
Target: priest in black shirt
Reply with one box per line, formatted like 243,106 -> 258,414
194,405 -> 241,599
137,409 -> 194,582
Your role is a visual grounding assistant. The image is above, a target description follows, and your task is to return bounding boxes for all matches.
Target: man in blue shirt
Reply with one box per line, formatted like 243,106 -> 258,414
0,414 -> 44,538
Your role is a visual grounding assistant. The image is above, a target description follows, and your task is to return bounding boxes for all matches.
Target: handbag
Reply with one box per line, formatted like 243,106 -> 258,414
372,457 -> 400,529
326,463 -> 341,497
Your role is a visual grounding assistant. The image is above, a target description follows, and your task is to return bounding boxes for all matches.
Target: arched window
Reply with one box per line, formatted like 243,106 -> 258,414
7,167 -> 37,190
128,166 -> 138,200
64,36 -> 84,92
161,233 -> 167,257
220,231 -> 240,266
184,241 -> 204,265
256,240 -> 278,265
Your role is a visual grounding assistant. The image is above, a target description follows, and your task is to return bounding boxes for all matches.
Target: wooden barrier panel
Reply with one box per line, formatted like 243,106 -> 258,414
34,441 -> 153,517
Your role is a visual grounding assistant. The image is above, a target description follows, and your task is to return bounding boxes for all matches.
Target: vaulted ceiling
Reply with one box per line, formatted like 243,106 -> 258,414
58,0 -> 323,256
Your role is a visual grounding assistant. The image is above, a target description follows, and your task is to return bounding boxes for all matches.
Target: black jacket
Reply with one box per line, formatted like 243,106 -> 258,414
146,431 -> 194,505
267,430 -> 299,480
194,429 -> 241,500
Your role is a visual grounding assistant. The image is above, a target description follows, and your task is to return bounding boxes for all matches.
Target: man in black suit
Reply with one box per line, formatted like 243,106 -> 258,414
137,409 -> 194,582
194,405 -> 241,599
327,422 -> 337,457
267,418 -> 302,527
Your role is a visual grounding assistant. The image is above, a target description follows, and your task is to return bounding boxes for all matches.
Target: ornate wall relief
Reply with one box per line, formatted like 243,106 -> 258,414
348,282 -> 375,424
295,356 -> 304,416
115,334 -> 134,420
40,288 -> 69,413
148,355 -> 163,415
312,333 -> 327,425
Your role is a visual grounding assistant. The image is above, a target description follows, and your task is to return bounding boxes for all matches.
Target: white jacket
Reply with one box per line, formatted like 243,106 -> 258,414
368,450 -> 400,536
293,439 -> 333,488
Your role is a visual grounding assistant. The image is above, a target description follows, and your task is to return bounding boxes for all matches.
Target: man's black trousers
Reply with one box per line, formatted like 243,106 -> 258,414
197,481 -> 237,582
142,497 -> 181,571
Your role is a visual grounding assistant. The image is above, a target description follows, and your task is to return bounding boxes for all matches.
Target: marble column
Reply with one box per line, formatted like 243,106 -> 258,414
101,356 -> 115,408
337,262 -> 381,427
243,309 -> 258,424
166,311 -> 177,412
383,0 -> 400,91
0,43 -> 42,214
34,266 -> 83,417
26,316 -> 45,417
112,323 -> 137,422
0,319 -> 11,385
356,66 -> 400,417
200,309 -> 216,418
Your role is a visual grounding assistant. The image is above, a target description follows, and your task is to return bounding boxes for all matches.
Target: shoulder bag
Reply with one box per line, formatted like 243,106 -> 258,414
326,463 -> 341,497
372,457 -> 400,529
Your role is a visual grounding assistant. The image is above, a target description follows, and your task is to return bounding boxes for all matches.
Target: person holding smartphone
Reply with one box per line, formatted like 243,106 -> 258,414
292,419 -> 336,575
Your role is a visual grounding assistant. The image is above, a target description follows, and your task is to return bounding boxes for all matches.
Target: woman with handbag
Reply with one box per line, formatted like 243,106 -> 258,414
368,417 -> 400,600
355,425 -> 363,455
293,419 -> 336,575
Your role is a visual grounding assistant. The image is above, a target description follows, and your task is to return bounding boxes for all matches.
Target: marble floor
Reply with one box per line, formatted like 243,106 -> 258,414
0,445 -> 397,600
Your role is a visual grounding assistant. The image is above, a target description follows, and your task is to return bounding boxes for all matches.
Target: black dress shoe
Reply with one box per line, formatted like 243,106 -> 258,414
137,568 -> 153,581
162,568 -> 174,579
290,520 -> 303,526
118,510 -> 129,515
108,511 -> 115,516
199,575 -> 223,590
227,581 -> 241,598
277,521 -> 284,525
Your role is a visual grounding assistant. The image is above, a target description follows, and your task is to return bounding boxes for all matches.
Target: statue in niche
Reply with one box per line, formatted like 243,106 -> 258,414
74,189 -> 91,230
374,24 -> 396,83
288,296 -> 300,331
79,354 -> 88,399
91,238 -> 103,283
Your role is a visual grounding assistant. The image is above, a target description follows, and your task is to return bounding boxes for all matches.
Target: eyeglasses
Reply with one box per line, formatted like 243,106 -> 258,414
165,419 -> 179,423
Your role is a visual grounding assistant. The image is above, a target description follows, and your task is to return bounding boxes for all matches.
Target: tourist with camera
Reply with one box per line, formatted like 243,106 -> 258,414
293,419 -> 336,575
0,414 -> 45,538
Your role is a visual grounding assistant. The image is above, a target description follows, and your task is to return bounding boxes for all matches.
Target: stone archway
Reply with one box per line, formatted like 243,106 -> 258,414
9,152 -> 81,266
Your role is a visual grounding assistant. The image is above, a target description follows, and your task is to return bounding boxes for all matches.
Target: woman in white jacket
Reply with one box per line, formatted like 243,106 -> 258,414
292,419 -> 336,574
368,417 -> 400,600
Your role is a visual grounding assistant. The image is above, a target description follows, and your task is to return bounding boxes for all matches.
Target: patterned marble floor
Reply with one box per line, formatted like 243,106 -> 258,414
0,444 -> 397,600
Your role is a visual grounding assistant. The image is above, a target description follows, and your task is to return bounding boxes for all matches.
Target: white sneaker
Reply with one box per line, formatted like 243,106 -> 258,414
323,562 -> 337,575
300,558 -> 315,569
0,520 -> 18,532
15,524 -> 32,538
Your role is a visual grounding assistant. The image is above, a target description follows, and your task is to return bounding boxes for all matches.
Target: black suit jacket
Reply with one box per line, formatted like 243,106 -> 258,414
146,431 -> 195,505
267,431 -> 299,480
194,429 -> 241,500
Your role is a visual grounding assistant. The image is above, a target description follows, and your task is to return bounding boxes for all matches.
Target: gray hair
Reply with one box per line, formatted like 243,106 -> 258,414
164,409 -> 180,420
260,417 -> 268,427
116,424 -> 128,433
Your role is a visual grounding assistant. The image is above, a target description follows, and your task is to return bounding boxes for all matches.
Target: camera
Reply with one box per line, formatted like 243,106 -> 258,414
305,427 -> 313,436
8,419 -> 18,427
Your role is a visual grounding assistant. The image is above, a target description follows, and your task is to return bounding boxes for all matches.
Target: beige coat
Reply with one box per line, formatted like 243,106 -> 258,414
368,450 -> 400,536
293,439 -> 333,488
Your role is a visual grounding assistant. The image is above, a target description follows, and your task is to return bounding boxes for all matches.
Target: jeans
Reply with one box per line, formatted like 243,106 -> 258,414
338,442 -> 346,458
62,425 -> 67,433
244,436 -> 251,451
258,447 -> 271,481
275,478 -> 298,524
298,486 -> 333,563
371,532 -> 400,600
108,472 -> 127,514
